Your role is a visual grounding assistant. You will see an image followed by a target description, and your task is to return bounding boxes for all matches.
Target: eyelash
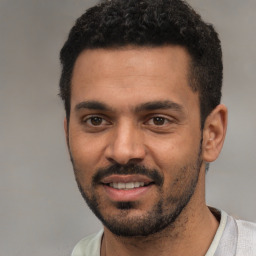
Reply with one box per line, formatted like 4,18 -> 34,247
82,115 -> 111,127
83,115 -> 172,123
145,116 -> 172,126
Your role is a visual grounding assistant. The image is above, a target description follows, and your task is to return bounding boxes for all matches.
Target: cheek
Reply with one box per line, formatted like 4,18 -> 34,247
68,129 -> 106,173
69,133 -> 106,189
146,132 -> 198,170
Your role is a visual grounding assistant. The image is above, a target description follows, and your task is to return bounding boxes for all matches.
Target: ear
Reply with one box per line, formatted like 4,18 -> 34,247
202,104 -> 228,162
64,118 -> 69,147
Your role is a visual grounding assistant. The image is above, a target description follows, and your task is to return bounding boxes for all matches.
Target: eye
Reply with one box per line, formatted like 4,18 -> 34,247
83,115 -> 111,127
146,116 -> 170,126
152,117 -> 168,126
143,115 -> 178,133
89,116 -> 103,126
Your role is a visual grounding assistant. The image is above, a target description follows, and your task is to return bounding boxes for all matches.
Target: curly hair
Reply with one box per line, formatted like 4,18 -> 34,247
59,0 -> 223,128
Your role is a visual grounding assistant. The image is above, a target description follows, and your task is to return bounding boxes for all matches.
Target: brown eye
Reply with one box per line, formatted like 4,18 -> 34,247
152,117 -> 166,125
82,115 -> 112,133
90,116 -> 103,126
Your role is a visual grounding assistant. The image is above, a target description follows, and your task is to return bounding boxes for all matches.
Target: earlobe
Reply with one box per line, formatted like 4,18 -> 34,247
202,104 -> 228,162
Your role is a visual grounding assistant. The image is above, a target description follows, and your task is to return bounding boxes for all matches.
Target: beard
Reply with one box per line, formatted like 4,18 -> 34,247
70,144 -> 202,237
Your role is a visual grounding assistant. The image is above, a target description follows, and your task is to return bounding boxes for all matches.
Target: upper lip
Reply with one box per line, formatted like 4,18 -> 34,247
101,174 -> 154,185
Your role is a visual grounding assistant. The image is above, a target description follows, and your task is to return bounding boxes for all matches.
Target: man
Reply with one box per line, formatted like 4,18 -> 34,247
59,0 -> 256,255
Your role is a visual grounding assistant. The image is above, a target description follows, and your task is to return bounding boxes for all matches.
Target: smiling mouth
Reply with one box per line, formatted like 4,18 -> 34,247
100,174 -> 155,193
100,175 -> 155,201
109,182 -> 144,190
103,181 -> 154,190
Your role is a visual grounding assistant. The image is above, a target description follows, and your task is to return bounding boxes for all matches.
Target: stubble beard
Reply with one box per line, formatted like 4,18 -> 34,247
70,145 -> 202,237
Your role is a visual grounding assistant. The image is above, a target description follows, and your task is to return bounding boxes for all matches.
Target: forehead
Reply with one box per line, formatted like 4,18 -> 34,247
70,46 -> 198,113
72,46 -> 191,82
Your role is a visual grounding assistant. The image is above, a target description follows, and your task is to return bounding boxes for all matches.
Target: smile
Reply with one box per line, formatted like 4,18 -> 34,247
109,182 -> 145,190
99,174 -> 155,201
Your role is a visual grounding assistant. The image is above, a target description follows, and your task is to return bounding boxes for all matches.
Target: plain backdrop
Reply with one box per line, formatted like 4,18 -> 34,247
1,0 -> 256,255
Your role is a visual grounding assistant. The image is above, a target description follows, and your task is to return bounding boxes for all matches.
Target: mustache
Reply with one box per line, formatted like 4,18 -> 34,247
92,163 -> 164,186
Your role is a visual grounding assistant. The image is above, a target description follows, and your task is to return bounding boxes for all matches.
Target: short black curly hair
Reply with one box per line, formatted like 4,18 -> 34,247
59,0 -> 223,128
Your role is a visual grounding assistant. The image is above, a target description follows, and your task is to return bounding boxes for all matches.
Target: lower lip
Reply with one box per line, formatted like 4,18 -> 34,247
102,184 -> 153,202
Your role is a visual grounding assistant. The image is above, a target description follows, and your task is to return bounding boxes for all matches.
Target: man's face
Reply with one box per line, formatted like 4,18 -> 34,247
66,46 -> 204,236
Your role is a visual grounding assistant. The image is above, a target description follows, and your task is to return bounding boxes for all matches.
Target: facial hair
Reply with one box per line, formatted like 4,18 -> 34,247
70,144 -> 202,237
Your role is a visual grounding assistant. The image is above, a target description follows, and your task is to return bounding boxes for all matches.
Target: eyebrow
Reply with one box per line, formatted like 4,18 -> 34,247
135,100 -> 184,113
75,101 -> 112,111
74,100 -> 184,113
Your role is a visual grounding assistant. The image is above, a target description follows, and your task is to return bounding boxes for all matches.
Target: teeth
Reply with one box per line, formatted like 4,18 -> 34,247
134,182 -> 139,188
125,182 -> 134,189
117,183 -> 125,189
109,182 -> 145,190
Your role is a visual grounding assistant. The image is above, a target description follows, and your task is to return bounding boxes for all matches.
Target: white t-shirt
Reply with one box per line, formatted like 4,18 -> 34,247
71,209 -> 256,256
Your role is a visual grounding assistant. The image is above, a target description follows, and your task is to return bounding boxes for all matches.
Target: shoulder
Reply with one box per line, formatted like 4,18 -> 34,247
208,208 -> 256,256
235,219 -> 256,255
71,230 -> 103,256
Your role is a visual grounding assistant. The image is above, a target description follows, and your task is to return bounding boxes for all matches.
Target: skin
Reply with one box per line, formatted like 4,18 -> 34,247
65,46 -> 228,256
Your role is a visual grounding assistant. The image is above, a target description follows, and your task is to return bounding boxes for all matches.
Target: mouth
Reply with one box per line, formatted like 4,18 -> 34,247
107,181 -> 153,190
101,174 -> 154,189
100,175 -> 155,201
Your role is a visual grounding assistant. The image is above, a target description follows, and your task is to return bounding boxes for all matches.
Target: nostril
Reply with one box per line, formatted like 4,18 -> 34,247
104,128 -> 146,164
106,157 -> 144,166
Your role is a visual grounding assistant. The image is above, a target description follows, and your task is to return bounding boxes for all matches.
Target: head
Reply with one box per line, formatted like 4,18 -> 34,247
59,0 -> 223,128
59,0 -> 227,237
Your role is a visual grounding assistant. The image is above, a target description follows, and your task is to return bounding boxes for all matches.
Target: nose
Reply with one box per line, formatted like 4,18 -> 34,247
105,121 -> 146,165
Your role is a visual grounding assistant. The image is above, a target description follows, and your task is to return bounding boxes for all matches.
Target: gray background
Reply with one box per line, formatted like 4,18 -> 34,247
1,0 -> 255,255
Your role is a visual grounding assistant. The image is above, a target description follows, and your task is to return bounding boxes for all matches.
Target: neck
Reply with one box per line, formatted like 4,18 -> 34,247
101,169 -> 219,256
